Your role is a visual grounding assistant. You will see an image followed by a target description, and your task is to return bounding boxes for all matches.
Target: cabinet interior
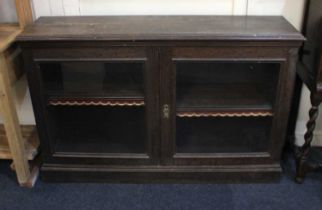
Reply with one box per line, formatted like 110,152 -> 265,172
176,61 -> 280,116
50,106 -> 146,154
40,61 -> 145,101
175,61 -> 280,154
40,61 -> 147,154
176,117 -> 272,153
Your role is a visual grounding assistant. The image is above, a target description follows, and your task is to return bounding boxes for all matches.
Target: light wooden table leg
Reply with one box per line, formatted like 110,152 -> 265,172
0,52 -> 31,185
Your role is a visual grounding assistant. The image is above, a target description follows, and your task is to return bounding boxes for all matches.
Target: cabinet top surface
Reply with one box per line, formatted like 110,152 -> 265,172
17,16 -> 304,42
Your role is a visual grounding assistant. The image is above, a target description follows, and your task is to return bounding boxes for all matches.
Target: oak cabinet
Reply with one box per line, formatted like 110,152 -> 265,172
17,16 -> 304,182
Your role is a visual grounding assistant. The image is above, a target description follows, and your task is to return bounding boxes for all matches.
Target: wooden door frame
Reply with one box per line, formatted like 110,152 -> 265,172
159,44 -> 297,166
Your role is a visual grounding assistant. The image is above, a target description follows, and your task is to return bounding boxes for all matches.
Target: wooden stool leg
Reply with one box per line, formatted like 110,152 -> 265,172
0,52 -> 30,185
295,93 -> 320,183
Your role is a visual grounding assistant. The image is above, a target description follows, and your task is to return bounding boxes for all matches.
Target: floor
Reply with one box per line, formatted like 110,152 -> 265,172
0,154 -> 321,210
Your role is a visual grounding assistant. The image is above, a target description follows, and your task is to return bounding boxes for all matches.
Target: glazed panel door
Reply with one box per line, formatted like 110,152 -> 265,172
26,46 -> 160,165
160,46 -> 288,166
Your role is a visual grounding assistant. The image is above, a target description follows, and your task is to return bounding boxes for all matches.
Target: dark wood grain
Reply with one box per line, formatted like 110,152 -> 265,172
41,163 -> 281,183
17,16 -> 304,42
18,16 -> 304,183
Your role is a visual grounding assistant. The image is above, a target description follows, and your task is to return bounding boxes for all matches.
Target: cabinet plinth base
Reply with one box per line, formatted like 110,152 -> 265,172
41,164 -> 281,183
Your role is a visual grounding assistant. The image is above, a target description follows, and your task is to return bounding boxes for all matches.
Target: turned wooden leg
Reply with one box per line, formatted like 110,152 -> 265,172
295,93 -> 320,183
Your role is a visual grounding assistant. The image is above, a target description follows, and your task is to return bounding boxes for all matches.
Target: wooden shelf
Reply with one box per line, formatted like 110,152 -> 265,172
0,24 -> 21,52
0,125 -> 39,160
48,97 -> 145,106
176,84 -> 273,115
0,0 -> 41,187
176,110 -> 273,118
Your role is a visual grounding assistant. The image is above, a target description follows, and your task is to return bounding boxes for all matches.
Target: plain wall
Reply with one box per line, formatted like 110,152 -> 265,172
0,0 -> 17,23
31,0 -> 286,17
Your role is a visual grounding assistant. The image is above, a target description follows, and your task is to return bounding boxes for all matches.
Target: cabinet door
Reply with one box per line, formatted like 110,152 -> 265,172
26,47 -> 160,165
160,47 -> 289,166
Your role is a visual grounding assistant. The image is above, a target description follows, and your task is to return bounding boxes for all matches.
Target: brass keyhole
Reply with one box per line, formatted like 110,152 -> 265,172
163,104 -> 170,119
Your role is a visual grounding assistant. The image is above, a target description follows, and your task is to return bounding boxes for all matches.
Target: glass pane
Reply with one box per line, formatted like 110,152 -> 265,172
176,61 -> 279,110
175,61 -> 279,154
40,61 -> 144,98
51,106 -> 146,154
40,61 -> 147,154
176,117 -> 272,153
